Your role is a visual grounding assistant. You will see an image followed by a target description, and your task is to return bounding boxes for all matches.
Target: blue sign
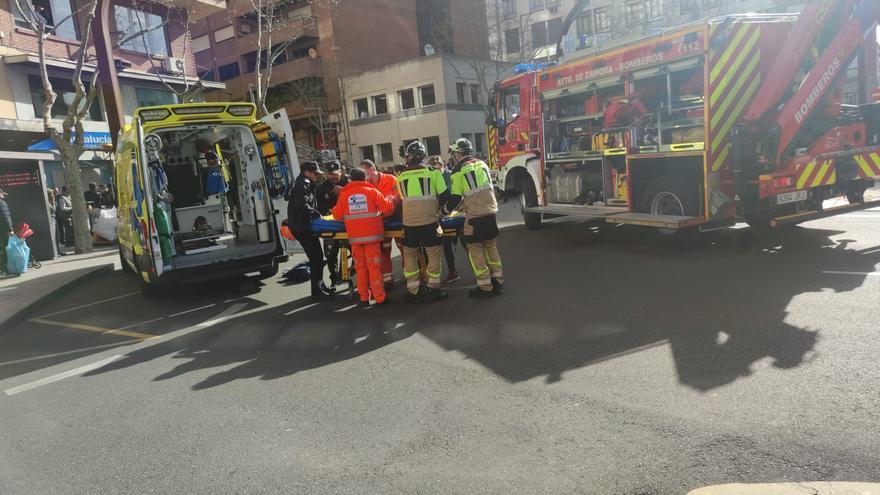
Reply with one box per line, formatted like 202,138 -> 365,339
27,132 -> 113,151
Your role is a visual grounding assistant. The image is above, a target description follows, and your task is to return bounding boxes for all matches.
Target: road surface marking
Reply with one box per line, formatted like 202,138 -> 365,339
822,270 -> 880,277
283,302 -> 319,316
119,316 -> 165,329
4,355 -> 122,396
334,303 -> 359,312
37,290 -> 140,319
0,286 -> 17,293
29,318 -> 158,340
168,303 -> 216,318
196,303 -> 248,328
0,340 -> 140,367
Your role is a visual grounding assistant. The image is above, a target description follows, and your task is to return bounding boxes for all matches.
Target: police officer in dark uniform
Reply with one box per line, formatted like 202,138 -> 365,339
316,160 -> 350,286
287,161 -> 333,301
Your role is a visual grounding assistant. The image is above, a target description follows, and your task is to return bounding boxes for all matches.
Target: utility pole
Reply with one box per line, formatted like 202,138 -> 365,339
93,0 -> 126,148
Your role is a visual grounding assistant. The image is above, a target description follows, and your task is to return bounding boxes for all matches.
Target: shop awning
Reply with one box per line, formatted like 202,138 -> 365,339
27,132 -> 113,151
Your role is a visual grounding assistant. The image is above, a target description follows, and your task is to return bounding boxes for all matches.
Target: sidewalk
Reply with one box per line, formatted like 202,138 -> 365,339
0,248 -> 120,329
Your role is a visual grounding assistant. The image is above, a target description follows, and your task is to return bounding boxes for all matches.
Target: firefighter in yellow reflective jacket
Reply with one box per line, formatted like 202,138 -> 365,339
397,140 -> 451,303
444,138 -> 503,298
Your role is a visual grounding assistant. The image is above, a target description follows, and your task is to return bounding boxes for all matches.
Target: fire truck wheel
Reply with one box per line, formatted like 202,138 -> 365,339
640,174 -> 700,238
520,177 -> 542,230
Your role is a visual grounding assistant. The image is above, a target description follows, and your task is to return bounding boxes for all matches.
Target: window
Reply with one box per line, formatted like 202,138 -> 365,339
213,25 -> 235,43
577,11 -> 594,37
199,68 -> 216,81
217,62 -> 241,81
378,143 -> 394,163
646,0 -> 663,20
529,0 -> 543,12
360,145 -> 375,163
419,85 -> 436,106
594,6 -> 611,33
502,0 -> 517,18
399,89 -> 415,110
548,18 -> 563,44
531,22 -> 548,49
354,98 -> 369,118
114,6 -> 168,55
456,82 -> 467,104
505,28 -> 521,55
29,75 -> 103,121
192,34 -> 211,53
474,132 -> 485,153
424,136 -> 441,156
136,88 -> 177,107
501,84 -> 520,122
14,0 -> 78,39
470,84 -> 480,105
372,95 -> 388,115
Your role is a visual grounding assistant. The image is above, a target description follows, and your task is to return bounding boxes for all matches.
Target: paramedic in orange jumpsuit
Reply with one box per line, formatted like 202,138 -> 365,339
332,168 -> 396,306
359,159 -> 400,287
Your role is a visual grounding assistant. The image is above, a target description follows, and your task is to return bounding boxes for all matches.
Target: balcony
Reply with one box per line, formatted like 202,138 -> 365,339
213,56 -> 324,100
162,0 -> 225,21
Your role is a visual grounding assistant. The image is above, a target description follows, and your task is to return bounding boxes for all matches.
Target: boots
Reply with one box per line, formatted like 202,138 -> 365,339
491,278 -> 504,293
469,287 -> 497,298
426,287 -> 448,302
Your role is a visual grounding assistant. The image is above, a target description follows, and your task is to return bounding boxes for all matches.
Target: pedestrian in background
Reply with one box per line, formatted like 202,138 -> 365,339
288,161 -> 333,302
332,168 -> 395,306
317,160 -> 350,287
57,186 -> 73,250
429,154 -> 460,284
359,158 -> 400,288
0,188 -> 13,273
46,189 -> 58,255
445,138 -> 503,298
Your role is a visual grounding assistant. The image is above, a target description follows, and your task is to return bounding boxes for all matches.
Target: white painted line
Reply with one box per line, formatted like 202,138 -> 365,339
38,290 -> 140,319
119,316 -> 165,330
822,270 -> 880,277
334,304 -> 359,313
196,303 -> 248,328
4,355 -> 122,396
0,286 -> 17,293
0,341 -> 140,367
168,303 -> 216,318
283,302 -> 319,316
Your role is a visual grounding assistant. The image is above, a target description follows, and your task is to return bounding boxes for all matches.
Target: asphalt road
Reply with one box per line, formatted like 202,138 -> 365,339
1,200 -> 879,495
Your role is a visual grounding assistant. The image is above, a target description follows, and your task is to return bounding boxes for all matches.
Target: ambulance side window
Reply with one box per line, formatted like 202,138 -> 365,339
502,84 -> 521,123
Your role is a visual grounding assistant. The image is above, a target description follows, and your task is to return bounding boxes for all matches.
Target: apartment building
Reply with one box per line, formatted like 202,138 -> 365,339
0,0 -> 222,259
344,55 -> 509,170
488,0 -> 806,63
192,0 -> 488,163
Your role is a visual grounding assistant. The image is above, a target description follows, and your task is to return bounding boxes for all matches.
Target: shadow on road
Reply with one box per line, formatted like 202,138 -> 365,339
77,221 -> 877,392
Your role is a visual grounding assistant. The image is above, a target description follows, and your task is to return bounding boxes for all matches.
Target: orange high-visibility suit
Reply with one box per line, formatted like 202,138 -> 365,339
373,172 -> 400,283
333,181 -> 396,303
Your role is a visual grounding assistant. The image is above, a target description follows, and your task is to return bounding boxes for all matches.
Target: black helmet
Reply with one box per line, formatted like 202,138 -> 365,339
404,140 -> 427,161
451,137 -> 473,155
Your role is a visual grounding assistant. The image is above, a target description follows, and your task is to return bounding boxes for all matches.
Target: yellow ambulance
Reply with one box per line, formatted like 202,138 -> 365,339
115,102 -> 298,292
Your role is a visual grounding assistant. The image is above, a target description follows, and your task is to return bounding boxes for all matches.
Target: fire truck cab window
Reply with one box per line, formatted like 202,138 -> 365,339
502,85 -> 521,123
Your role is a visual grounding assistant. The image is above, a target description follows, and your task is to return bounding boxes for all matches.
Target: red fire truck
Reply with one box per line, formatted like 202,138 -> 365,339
488,0 -> 880,235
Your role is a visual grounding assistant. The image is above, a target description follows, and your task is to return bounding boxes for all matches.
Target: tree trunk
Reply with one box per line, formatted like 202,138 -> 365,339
61,147 -> 93,253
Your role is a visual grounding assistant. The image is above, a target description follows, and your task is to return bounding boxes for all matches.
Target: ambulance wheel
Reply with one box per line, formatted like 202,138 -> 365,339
520,178 -> 542,230
119,247 -> 134,274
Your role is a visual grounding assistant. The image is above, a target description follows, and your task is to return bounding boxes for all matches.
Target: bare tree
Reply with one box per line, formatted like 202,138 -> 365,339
16,0 -> 100,253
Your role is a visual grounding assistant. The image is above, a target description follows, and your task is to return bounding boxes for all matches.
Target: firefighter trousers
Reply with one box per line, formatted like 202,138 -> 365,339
466,238 -> 503,291
402,245 -> 442,295
352,242 -> 386,303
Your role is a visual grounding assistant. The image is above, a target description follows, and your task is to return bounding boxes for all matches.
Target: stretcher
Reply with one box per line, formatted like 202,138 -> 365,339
310,215 -> 465,298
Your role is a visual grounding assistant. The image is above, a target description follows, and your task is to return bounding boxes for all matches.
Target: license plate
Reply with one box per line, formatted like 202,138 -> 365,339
774,190 -> 808,205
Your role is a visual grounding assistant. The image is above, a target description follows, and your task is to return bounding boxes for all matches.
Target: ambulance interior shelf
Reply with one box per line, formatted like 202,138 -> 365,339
146,125 -> 266,262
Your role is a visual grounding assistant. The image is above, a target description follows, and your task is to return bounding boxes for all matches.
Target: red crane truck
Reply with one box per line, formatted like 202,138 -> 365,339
488,0 -> 880,236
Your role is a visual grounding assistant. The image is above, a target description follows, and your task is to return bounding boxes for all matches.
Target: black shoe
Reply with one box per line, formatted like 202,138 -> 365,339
311,291 -> 334,302
359,300 -> 371,307
491,278 -> 504,293
426,288 -> 448,302
406,292 -> 423,304
469,287 -> 497,298
319,281 -> 336,294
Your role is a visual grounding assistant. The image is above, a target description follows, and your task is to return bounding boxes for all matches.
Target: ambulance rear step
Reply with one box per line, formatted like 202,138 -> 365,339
605,212 -> 704,230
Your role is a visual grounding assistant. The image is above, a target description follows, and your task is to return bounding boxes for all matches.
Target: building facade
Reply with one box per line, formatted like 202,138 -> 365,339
192,0 -> 489,164
0,0 -> 223,259
487,0 -> 807,64
344,55 -> 509,170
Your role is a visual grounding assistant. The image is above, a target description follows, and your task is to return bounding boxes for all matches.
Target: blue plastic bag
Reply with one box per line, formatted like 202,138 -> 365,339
6,235 -> 29,275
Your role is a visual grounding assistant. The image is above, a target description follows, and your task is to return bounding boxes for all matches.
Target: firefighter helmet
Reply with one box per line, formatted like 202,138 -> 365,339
451,137 -> 473,155
404,140 -> 427,161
